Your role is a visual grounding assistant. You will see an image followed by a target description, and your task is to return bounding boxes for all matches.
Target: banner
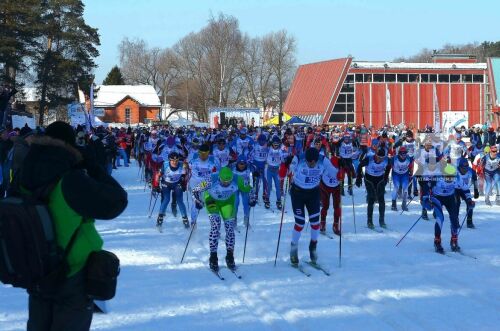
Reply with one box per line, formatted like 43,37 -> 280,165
442,111 -> 468,135
433,84 -> 441,133
67,103 -> 87,127
385,85 -> 392,126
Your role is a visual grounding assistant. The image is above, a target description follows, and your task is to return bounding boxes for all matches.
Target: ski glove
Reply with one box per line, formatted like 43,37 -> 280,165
466,199 -> 475,209
473,188 -> 479,199
252,171 -> 260,178
355,176 -> 362,188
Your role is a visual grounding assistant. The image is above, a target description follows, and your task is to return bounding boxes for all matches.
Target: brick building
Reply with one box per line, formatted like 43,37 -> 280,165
94,85 -> 160,124
283,55 -> 499,128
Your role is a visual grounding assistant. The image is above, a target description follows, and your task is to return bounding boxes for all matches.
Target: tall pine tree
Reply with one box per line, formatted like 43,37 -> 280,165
103,66 -> 125,85
35,0 -> 100,125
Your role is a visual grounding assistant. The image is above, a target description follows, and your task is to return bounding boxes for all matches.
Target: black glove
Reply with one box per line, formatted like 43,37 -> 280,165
355,177 -> 362,188
285,155 -> 294,166
181,181 -> 187,192
473,188 -> 479,199
249,198 -> 256,207
252,171 -> 260,178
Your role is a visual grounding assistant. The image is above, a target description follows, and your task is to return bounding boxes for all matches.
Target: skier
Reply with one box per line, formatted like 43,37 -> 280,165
421,163 -> 467,253
231,155 -> 255,228
455,157 -> 479,228
195,167 -> 246,272
481,145 -> 500,205
339,133 -> 355,195
235,127 -> 254,159
389,146 -> 413,211
188,144 -> 217,225
288,147 -> 324,266
356,148 -> 391,229
213,137 -> 236,169
249,134 -> 269,204
319,155 -> 344,235
157,152 -> 189,228
265,135 -> 284,210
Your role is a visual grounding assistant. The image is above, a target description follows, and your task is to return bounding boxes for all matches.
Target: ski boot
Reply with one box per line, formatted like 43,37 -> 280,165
485,196 -> 492,206
379,218 -> 387,229
276,200 -> 283,210
264,200 -> 271,209
402,197 -> 409,211
434,236 -> 444,254
391,200 -> 398,211
290,242 -> 299,266
422,209 -> 429,221
209,252 -> 219,272
496,195 -> 500,206
156,214 -> 164,227
309,240 -> 318,264
182,216 -> 189,228
367,219 -> 375,229
466,217 -> 475,229
450,235 -> 461,252
333,222 -> 341,236
172,203 -> 178,217
225,250 -> 236,271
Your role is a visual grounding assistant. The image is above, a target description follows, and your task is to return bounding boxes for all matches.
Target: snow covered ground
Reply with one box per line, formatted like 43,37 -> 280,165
1,163 -> 500,331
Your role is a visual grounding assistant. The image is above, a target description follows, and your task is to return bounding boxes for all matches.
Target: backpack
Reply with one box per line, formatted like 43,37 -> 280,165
0,184 -> 79,293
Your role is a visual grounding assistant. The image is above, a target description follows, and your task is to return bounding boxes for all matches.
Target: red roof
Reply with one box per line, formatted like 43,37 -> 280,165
283,58 -> 351,122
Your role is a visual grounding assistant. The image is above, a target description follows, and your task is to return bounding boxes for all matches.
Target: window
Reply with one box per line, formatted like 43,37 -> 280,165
438,74 -> 450,83
329,113 -> 346,122
125,107 -> 131,125
364,74 -> 372,82
450,74 -> 461,83
409,74 -> 419,82
473,75 -> 484,83
347,94 -> 354,102
330,75 -> 355,123
421,74 -> 429,82
463,74 -> 472,82
385,74 -> 396,82
374,74 -> 384,82
341,83 -> 354,93
397,74 -> 408,82
345,74 -> 355,83
429,74 -> 437,82
333,104 -> 346,113
355,74 -> 364,82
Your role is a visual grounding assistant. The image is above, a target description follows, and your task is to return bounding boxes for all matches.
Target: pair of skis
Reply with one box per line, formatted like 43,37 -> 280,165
210,267 -> 242,280
292,261 -> 331,277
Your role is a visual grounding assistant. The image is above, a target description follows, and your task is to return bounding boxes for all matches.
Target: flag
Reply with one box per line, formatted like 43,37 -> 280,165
87,83 -> 95,132
433,84 -> 440,133
385,85 -> 392,126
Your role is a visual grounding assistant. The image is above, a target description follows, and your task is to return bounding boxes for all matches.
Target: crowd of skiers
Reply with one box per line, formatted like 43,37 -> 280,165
2,121 -> 500,273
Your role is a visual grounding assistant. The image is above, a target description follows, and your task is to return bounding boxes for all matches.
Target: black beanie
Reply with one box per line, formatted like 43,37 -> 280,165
305,147 -> 319,162
199,143 -> 210,152
45,121 -> 76,146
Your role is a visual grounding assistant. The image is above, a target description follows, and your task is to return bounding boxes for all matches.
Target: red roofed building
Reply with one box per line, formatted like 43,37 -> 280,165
284,55 -> 495,129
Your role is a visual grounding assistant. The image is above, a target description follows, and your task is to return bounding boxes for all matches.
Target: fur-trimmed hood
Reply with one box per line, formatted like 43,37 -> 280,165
19,135 -> 84,191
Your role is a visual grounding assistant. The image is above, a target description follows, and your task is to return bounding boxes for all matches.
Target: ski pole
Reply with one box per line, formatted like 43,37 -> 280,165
148,190 -> 156,213
395,215 -> 422,247
148,193 -> 159,218
242,209 -> 251,263
274,176 -> 289,267
339,190 -> 342,268
400,195 -> 415,215
350,184 -> 357,234
180,224 -> 196,263
457,212 -> 469,236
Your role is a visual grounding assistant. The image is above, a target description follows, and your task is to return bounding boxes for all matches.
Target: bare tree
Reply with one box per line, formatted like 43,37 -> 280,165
155,48 -> 180,119
264,30 -> 296,126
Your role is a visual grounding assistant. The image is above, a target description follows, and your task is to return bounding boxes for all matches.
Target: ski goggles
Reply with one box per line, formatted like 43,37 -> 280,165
491,147 -> 498,153
220,179 -> 232,187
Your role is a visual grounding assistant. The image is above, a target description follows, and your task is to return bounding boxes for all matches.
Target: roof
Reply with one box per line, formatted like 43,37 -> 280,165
94,85 -> 160,107
489,58 -> 500,107
350,61 -> 487,70
283,58 -> 351,119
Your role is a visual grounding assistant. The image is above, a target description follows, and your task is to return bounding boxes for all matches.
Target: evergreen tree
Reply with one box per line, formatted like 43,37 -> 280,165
0,0 -> 42,84
103,66 -> 125,85
35,0 -> 100,125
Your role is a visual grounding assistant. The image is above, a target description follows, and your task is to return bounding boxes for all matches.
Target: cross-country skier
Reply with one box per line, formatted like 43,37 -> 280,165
231,155 -> 255,227
339,133 -> 355,196
455,157 -> 479,228
389,146 -> 413,211
481,145 -> 500,205
157,152 -> 189,229
249,134 -> 269,204
288,147 -> 325,266
320,155 -> 344,235
266,135 -> 284,210
421,163 -> 468,253
195,167 -> 247,272
356,147 -> 391,229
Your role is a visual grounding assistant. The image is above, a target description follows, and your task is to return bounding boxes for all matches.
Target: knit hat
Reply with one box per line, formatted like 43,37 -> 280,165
45,121 -> 75,146
305,147 -> 319,162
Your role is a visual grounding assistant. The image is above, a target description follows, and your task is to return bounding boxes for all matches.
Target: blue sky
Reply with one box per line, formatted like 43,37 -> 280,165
83,0 -> 500,83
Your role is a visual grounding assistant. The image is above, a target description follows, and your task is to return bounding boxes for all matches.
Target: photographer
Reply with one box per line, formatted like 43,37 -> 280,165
16,121 -> 128,331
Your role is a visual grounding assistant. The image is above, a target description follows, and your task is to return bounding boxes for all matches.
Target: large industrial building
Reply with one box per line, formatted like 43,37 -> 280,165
283,55 -> 500,129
